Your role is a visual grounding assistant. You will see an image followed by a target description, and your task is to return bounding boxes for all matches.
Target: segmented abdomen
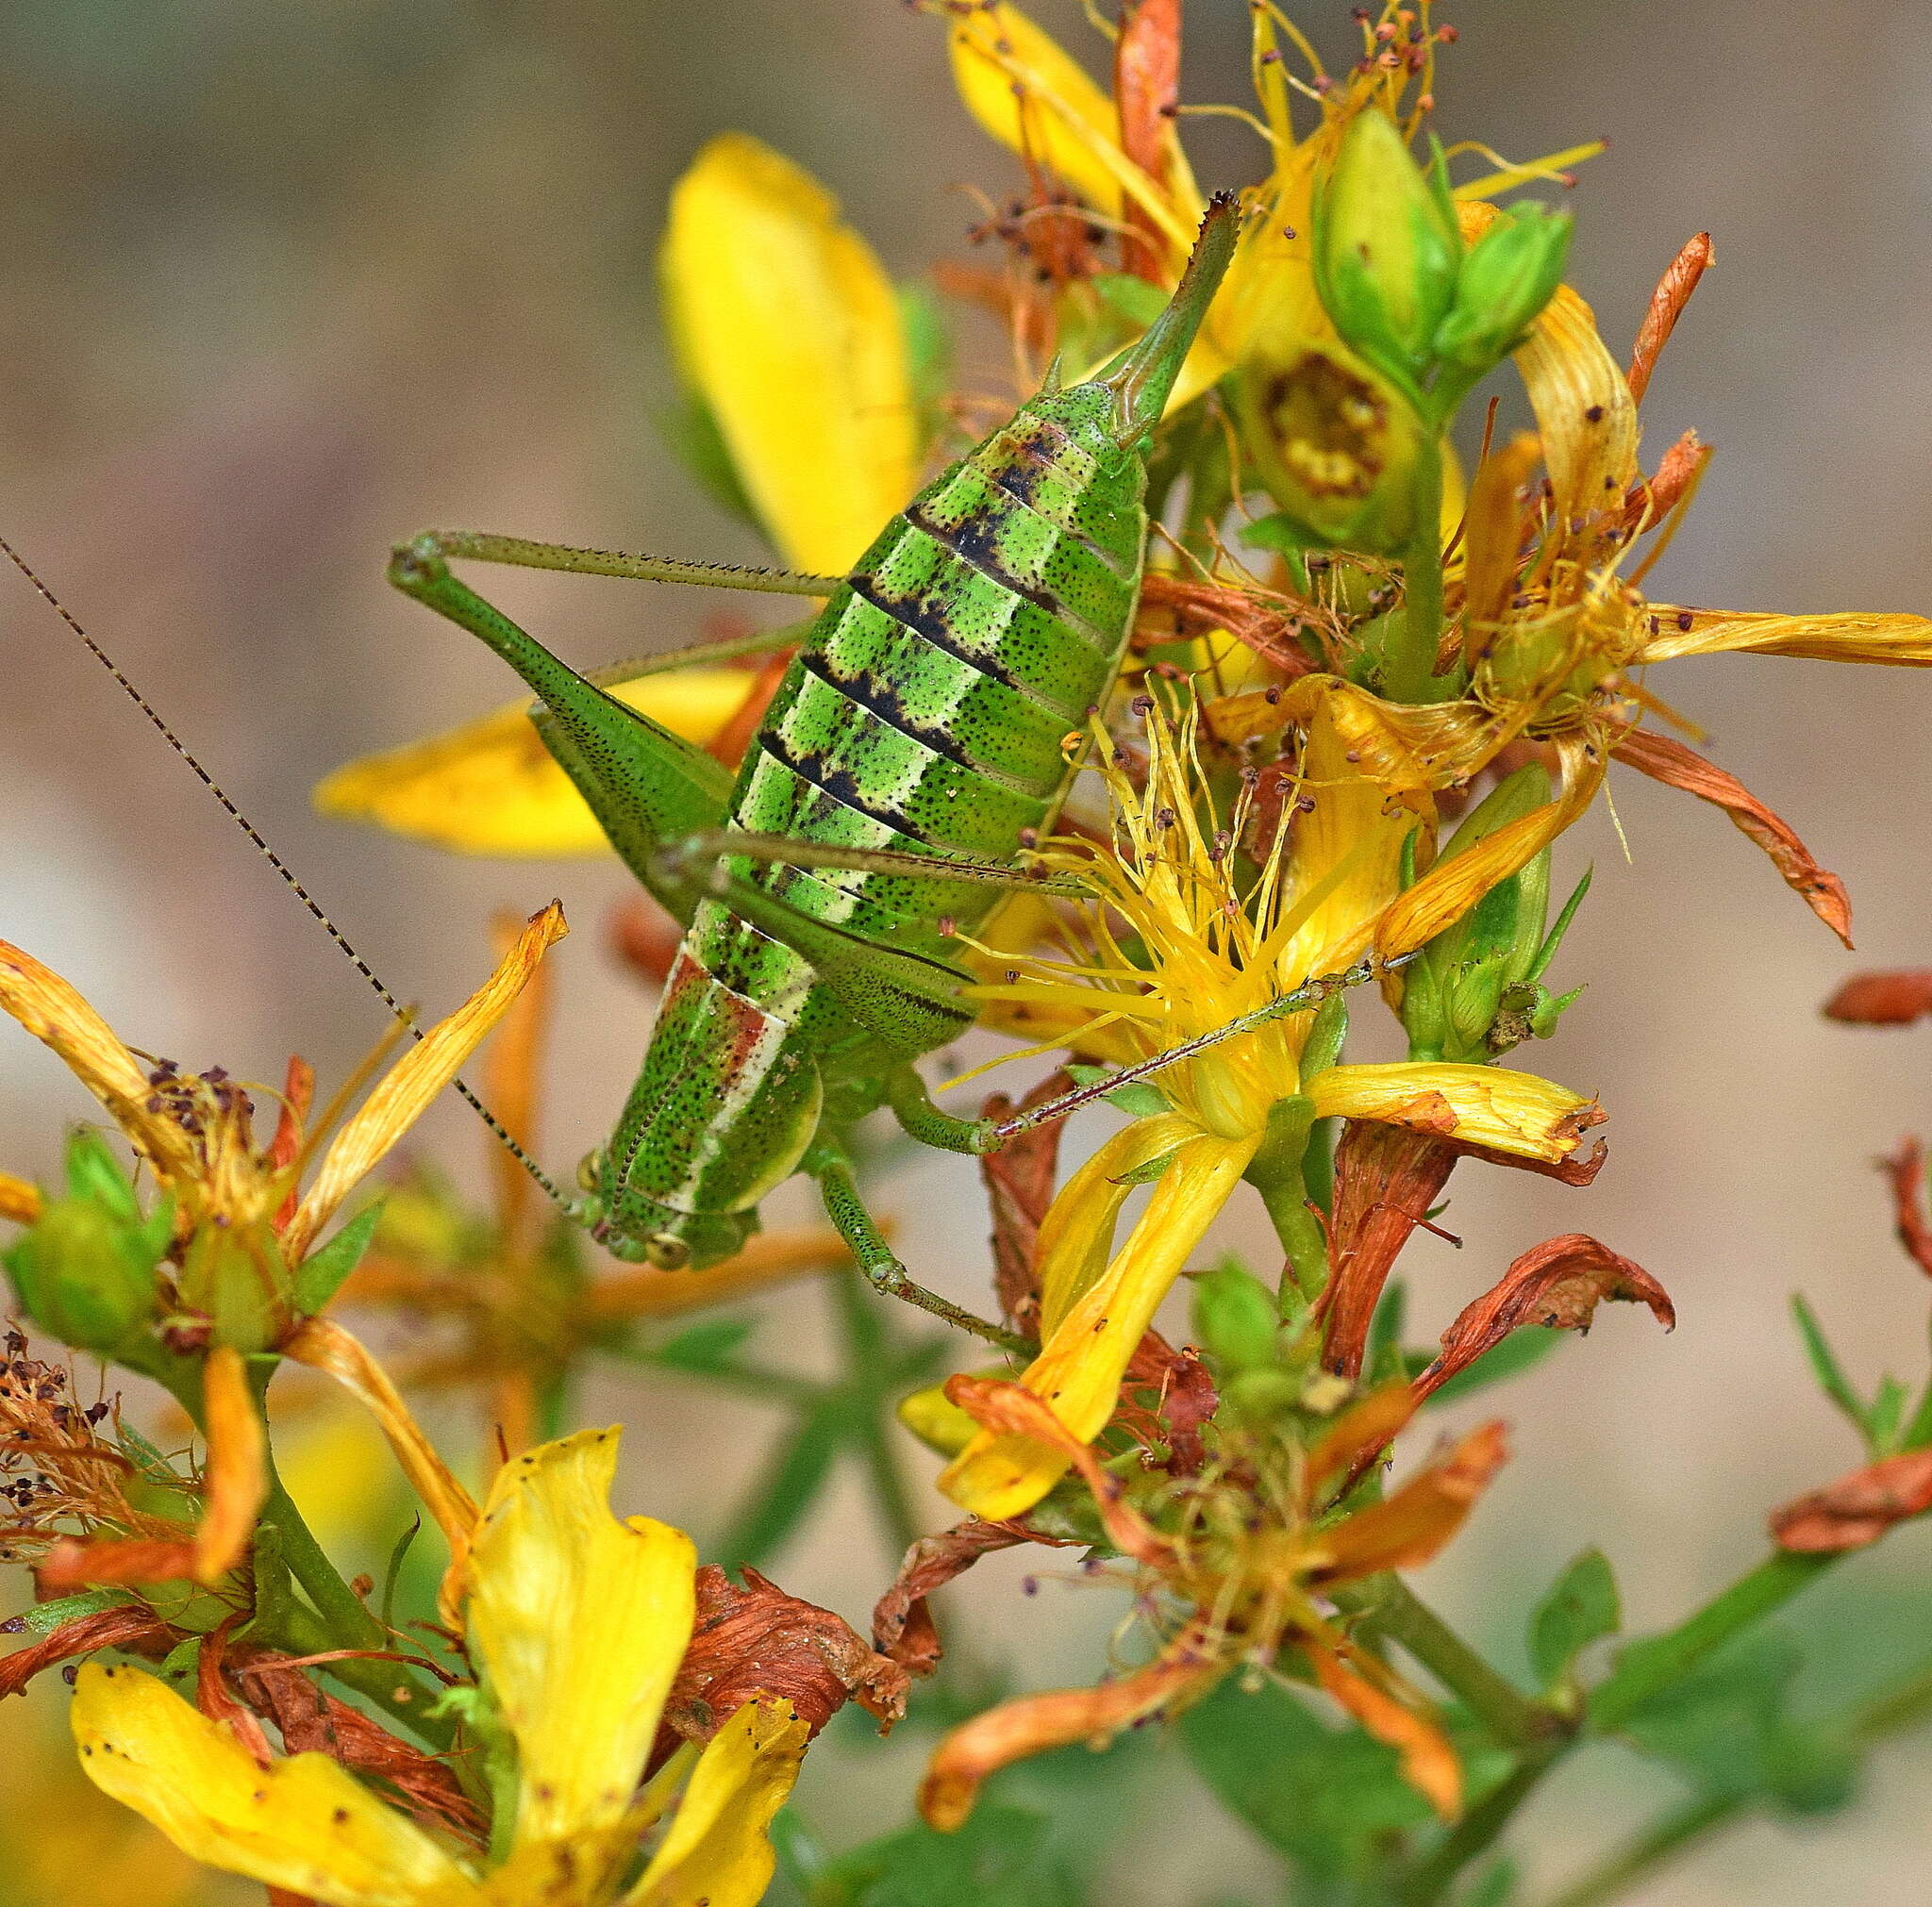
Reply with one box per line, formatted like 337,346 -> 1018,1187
608,405 -> 1149,1219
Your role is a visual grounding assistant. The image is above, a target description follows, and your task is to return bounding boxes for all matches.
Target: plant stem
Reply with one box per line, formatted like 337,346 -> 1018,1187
1383,427 -> 1446,704
1366,1577 -> 1558,1755
1402,1742 -> 1565,1907
1589,1551 -> 1840,1732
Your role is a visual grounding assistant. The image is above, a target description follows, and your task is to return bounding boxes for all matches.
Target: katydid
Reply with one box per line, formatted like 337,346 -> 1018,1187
380,197 -> 1248,1305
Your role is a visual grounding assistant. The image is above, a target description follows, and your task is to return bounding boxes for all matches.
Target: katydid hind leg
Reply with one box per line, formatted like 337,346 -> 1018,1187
404,527 -> 842,597
389,539 -> 734,913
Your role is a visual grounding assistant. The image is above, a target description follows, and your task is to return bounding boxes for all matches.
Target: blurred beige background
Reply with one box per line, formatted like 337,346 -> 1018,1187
4,3 -> 1932,1900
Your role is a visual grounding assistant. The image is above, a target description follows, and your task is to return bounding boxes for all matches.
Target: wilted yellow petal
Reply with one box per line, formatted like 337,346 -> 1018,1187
314,671 -> 758,856
941,1131 -> 1254,1520
1308,1061 -> 1600,1164
1375,736 -> 1605,958
1636,606 -> 1932,668
71,1664 -> 480,1907
467,1428 -> 695,1853
945,4 -> 1125,218
663,134 -> 916,573
281,1317 -> 479,1570
1035,1110 -> 1195,1336
1458,432 -> 1543,637
283,903 -> 566,1261
0,943 -> 198,1185
626,1699 -> 809,1907
193,1346 -> 267,1585
0,1171 -> 42,1224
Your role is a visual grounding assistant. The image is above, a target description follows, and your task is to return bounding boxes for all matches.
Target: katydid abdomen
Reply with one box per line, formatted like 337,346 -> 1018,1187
390,196 -> 1237,1289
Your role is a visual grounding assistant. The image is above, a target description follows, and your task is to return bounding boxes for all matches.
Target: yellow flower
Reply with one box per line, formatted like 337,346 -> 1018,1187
940,696 -> 1596,1519
661,132 -> 918,576
71,1429 -> 810,1907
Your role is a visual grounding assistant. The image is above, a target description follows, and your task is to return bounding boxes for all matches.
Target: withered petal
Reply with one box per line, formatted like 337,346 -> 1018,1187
1771,1448 -> 1932,1553
1308,1643 -> 1461,1819
1613,727 -> 1852,947
873,1520 -> 1056,1678
1882,1138 -> 1932,1280
1824,972 -> 1932,1027
1311,1421 -> 1508,1583
1415,1233 -> 1674,1402
0,1604 -> 174,1698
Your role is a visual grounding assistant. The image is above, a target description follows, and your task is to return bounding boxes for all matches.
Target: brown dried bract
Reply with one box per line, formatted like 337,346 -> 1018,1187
1824,972 -> 1932,1026
1319,1125 -> 1460,1379
1770,1448 -> 1932,1553
1142,575 -> 1321,680
978,1068 -> 1074,1330
1414,1233 -> 1674,1402
1112,0 -> 1183,282
1882,1137 -> 1932,1279
1119,1330 -> 1218,1475
1612,727 -> 1853,947
0,1603 -> 174,1698
237,1653 -> 486,1843
1627,232 -> 1714,406
873,1518 -> 1060,1678
662,1564 -> 909,1748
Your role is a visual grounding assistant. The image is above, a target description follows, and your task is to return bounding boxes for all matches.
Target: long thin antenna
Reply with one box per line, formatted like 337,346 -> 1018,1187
0,534 -> 570,1214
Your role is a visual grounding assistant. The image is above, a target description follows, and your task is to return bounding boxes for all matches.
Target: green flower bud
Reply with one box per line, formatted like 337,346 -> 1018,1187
6,1197 -> 162,1355
1191,1259 -> 1280,1373
1233,345 -> 1424,553
178,1220 -> 286,1355
1313,112 -> 1461,385
1433,203 -> 1574,382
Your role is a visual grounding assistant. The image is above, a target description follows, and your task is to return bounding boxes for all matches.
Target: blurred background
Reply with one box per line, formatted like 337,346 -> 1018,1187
4,2 -> 1932,1900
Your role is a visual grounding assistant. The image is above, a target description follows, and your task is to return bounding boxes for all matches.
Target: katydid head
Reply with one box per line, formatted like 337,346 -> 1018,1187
1091,190 -> 1241,448
571,1155 -> 757,1269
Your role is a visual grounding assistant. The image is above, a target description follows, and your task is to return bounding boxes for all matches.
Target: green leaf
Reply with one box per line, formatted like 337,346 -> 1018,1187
292,1202 -> 384,1315
379,1516 -> 422,1633
1460,1858 -> 1521,1907
1619,1632 -> 1859,1815
654,1316 -> 758,1373
897,280 -> 955,455
809,1806 -> 1079,1907
1867,1374 -> 1911,1454
1790,1293 -> 1871,1439
1180,1675 -> 1434,1883
1527,1548 -> 1621,1688
1064,1063 -> 1170,1120
3,1586 -> 135,1637
716,1403 -> 846,1571
1418,1325 -> 1565,1405
1092,273 -> 1172,328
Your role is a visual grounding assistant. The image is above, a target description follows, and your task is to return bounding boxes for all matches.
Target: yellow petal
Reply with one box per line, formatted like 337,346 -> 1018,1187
193,1345 -> 267,1585
1276,692 -> 1423,985
941,1131 -> 1255,1519
0,1170 -> 42,1224
662,134 -> 916,573
281,1317 -> 480,1571
1636,606 -> 1932,668
71,1663 -> 480,1907
945,4 -> 1126,219
1308,1061 -> 1601,1164
467,1428 -> 696,1852
314,671 -> 758,856
283,903 -> 566,1261
625,1699 -> 809,1907
1035,1111 -> 1196,1337
0,942 -> 198,1185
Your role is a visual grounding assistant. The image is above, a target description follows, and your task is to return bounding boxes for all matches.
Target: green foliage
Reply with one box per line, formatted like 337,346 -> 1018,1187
1191,1259 -> 1281,1373
1415,1326 -> 1566,1404
1527,1549 -> 1621,1690
1618,1632 -> 1860,1816
291,1200 -> 383,1314
805,1806 -> 1080,1907
1181,1676 -> 1437,1888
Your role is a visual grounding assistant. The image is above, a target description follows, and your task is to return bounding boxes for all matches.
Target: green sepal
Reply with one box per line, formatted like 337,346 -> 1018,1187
1065,1063 -> 1171,1120
5,1194 -> 164,1358
291,1201 -> 384,1316
3,1586 -> 138,1638
1191,1258 -> 1281,1374
62,1126 -> 143,1227
1527,1546 -> 1621,1689
1433,203 -> 1574,385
